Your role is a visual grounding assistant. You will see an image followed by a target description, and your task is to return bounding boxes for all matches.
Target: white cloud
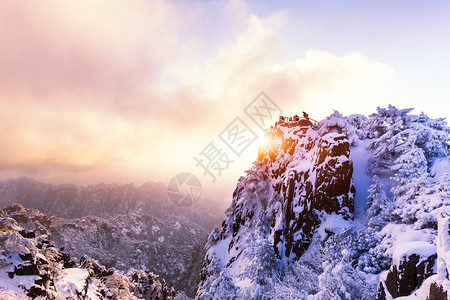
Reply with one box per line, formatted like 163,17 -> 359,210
0,0 -> 395,194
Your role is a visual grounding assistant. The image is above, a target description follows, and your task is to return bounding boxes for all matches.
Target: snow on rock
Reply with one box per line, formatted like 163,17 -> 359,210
54,268 -> 90,298
0,204 -> 178,299
430,157 -> 450,180
316,212 -> 353,240
392,241 -> 437,266
434,209 -> 450,297
378,242 -> 437,299
437,211 -> 450,280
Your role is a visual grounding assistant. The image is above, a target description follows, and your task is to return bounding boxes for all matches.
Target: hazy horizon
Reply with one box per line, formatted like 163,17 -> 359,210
1,0 -> 449,201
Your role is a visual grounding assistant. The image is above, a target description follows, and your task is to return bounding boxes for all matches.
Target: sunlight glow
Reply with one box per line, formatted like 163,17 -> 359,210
259,134 -> 282,152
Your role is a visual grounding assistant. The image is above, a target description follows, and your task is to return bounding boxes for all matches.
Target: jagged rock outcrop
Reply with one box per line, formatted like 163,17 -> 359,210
275,130 -> 354,259
377,244 -> 437,298
0,209 -> 178,299
197,112 -> 355,297
0,203 -> 52,237
429,282 -> 448,300
378,211 -> 450,299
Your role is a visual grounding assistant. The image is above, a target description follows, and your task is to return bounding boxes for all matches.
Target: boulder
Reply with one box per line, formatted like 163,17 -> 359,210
378,241 -> 437,299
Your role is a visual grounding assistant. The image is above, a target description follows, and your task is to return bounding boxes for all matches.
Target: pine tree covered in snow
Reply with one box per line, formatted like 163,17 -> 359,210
312,249 -> 362,300
366,175 -> 392,229
264,240 -> 323,299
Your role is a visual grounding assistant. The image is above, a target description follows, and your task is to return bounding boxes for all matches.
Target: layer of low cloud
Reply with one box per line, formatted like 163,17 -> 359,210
0,0 -> 394,193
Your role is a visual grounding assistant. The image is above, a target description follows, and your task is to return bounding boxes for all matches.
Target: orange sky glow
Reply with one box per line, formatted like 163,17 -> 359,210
1,0 -> 449,201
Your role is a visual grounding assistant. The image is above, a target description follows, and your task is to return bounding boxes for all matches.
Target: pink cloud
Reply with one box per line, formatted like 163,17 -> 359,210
0,1 -> 394,189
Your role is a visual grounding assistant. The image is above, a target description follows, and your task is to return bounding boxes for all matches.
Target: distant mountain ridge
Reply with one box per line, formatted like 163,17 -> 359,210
0,177 -> 225,231
0,178 -> 226,297
50,208 -> 205,297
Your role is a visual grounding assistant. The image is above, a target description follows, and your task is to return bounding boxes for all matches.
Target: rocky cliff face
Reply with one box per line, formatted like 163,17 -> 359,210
197,107 -> 450,299
197,113 -> 355,297
377,243 -> 437,298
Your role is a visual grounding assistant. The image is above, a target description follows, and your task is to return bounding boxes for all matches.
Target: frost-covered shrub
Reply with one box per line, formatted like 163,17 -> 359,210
0,217 -> 35,254
346,114 -> 369,140
127,268 -> 177,299
263,241 -> 323,299
366,105 -> 448,176
207,227 -> 221,245
241,239 -> 277,286
311,249 -> 362,300
197,253 -> 240,299
103,273 -> 137,299
318,110 -> 359,145
364,105 -> 449,230
357,227 -> 391,274
198,272 -> 239,300
393,173 -> 450,229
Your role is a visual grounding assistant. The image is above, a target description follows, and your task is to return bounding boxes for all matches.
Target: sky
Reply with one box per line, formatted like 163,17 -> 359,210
0,0 -> 449,201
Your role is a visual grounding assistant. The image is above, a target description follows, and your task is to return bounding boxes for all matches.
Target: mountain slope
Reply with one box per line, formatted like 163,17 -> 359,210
0,179 -> 225,297
50,209 -> 205,297
197,112 -> 357,297
0,204 -> 179,299
197,107 -> 450,299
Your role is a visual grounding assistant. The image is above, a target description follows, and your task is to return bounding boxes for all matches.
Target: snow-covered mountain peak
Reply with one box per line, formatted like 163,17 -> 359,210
197,106 -> 450,299
198,111 -> 357,297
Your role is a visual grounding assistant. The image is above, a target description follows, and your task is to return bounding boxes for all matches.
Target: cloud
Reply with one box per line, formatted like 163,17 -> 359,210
0,1 -> 187,101
0,0 -> 394,189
